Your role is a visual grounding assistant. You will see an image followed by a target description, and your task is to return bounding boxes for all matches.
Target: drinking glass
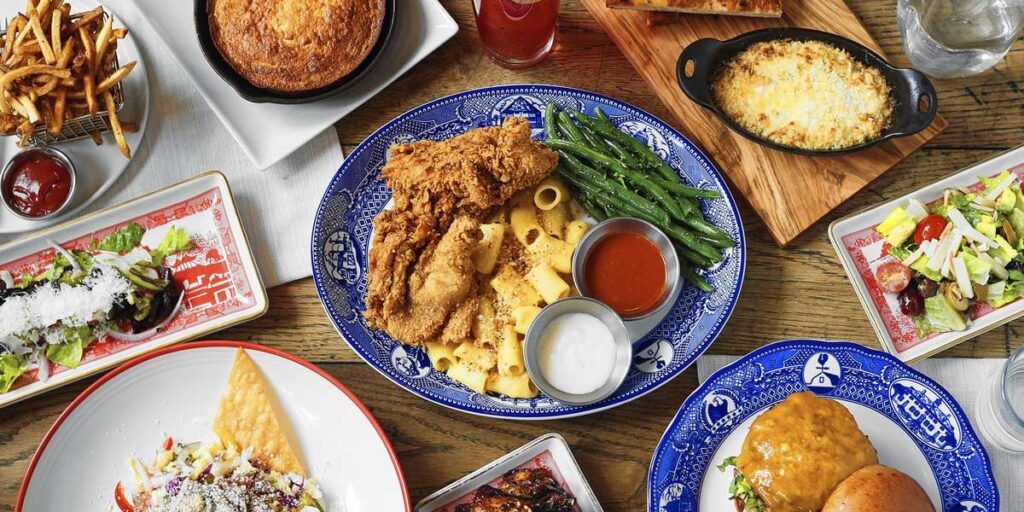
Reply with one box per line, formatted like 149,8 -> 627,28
472,0 -> 559,69
975,344 -> 1024,453
897,0 -> 1024,78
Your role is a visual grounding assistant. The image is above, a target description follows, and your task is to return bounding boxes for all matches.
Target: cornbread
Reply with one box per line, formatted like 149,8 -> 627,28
711,39 -> 894,151
607,0 -> 783,18
208,0 -> 386,93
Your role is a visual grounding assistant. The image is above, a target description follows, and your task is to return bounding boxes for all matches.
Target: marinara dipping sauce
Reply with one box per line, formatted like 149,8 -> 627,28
2,150 -> 72,218
584,232 -> 667,317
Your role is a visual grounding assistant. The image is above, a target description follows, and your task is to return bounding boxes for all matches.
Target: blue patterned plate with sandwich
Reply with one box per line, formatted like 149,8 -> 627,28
649,339 -> 998,512
310,84 -> 745,419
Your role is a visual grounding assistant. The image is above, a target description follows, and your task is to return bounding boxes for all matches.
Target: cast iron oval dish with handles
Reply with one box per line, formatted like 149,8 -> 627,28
676,28 -> 938,156
193,0 -> 395,104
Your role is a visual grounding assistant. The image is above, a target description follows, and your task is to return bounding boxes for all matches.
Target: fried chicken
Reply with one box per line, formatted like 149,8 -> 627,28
364,116 -> 557,346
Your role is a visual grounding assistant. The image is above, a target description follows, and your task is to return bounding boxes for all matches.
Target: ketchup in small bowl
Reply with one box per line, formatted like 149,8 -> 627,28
584,232 -> 667,317
572,217 -> 681,320
1,147 -> 75,219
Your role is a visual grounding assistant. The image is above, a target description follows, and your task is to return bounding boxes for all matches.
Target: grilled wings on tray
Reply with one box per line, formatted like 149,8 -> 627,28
454,467 -> 577,512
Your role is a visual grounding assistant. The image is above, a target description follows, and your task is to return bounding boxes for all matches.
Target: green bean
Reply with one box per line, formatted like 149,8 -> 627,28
652,176 -> 722,199
556,112 -> 585,143
581,108 -> 659,163
543,102 -> 559,141
557,152 -> 669,223
570,181 -> 721,263
582,108 -> 689,184
557,160 -> 671,226
674,244 -> 713,268
548,139 -> 691,222
577,122 -> 615,155
575,190 -> 609,222
682,215 -> 733,245
604,138 -> 639,167
661,222 -> 722,263
558,166 -> 670,226
681,264 -> 714,292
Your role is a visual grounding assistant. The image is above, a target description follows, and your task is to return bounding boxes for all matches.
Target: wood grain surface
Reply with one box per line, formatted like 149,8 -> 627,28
2,1 -> 1023,510
581,0 -> 949,246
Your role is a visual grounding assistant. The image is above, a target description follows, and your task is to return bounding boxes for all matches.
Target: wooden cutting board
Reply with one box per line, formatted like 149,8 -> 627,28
580,0 -> 948,246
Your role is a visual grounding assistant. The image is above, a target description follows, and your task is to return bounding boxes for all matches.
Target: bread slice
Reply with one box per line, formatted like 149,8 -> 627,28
607,0 -> 783,18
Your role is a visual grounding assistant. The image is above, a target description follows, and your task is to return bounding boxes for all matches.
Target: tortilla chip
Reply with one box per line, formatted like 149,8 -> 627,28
212,348 -> 305,475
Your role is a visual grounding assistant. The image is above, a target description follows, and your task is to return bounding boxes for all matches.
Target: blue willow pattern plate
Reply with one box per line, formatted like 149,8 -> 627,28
649,339 -> 999,512
310,85 -> 746,419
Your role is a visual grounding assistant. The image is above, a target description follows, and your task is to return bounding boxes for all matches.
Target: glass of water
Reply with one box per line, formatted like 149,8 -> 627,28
975,345 -> 1024,453
897,0 -> 1024,78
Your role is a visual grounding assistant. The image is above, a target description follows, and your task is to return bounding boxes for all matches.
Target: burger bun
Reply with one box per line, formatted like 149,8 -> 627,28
823,465 -> 934,512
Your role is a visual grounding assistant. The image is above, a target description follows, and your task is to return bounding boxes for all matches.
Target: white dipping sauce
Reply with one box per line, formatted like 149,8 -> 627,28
537,312 -> 617,395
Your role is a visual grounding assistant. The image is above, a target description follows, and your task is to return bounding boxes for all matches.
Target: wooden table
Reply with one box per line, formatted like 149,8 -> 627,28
2,1 -> 1022,509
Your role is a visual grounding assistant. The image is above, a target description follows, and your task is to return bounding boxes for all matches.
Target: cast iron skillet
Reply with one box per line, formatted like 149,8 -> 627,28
676,28 -> 938,156
193,0 -> 395,104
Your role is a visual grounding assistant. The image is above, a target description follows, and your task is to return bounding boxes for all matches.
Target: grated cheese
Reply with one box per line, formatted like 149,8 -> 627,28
0,263 -> 131,339
711,39 -> 893,151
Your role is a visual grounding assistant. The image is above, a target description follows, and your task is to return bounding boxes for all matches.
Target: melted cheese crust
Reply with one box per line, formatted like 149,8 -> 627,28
712,40 -> 894,151
737,392 -> 878,512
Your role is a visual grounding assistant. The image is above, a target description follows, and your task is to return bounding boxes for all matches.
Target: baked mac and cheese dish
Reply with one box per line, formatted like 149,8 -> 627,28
711,39 -> 894,151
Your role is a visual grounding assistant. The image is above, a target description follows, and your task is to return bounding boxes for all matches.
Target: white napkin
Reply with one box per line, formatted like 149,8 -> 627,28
698,354 -> 1023,508
0,0 -> 343,287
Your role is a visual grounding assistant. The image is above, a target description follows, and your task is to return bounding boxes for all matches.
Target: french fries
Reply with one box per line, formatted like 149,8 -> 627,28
0,0 -> 135,157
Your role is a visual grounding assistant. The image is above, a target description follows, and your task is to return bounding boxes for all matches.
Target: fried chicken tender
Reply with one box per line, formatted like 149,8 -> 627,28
364,116 -> 557,346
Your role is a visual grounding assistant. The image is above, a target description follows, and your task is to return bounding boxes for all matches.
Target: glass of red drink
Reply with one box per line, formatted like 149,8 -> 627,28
472,0 -> 559,69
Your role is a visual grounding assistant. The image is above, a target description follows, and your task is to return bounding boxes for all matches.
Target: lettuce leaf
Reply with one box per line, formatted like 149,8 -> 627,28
0,354 -> 25,393
980,171 -> 1012,193
93,222 -> 146,253
913,295 -> 967,336
961,251 -> 992,285
986,281 -> 1024,308
150,226 -> 192,265
45,326 -> 94,369
718,456 -> 765,512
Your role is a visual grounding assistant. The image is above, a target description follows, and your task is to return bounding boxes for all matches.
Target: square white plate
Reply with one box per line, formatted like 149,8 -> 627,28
416,433 -> 603,512
829,144 -> 1024,362
132,0 -> 458,170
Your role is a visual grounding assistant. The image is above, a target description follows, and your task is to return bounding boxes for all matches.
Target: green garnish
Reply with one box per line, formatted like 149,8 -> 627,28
718,456 -> 765,512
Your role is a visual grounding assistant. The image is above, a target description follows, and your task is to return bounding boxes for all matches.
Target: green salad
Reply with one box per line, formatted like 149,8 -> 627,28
875,170 -> 1024,336
0,223 -> 192,392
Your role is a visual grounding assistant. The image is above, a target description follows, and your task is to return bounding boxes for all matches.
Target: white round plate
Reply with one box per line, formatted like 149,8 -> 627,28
16,341 -> 410,512
0,0 -> 149,234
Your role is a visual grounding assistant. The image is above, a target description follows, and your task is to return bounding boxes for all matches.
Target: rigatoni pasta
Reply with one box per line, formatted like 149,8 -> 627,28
417,182 -> 592,399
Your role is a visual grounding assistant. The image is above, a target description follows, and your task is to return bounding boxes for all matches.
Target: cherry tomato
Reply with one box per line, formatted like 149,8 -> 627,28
876,261 -> 912,293
881,242 -> 891,257
162,436 -> 173,451
914,214 -> 948,245
114,482 -> 135,512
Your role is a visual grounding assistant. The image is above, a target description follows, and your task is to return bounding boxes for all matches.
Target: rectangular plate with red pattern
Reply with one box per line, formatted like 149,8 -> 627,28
830,145 -> 1024,362
415,433 -> 602,512
0,171 -> 267,408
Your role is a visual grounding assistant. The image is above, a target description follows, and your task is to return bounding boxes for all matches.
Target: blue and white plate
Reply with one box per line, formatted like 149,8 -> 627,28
310,85 -> 746,419
649,339 -> 999,512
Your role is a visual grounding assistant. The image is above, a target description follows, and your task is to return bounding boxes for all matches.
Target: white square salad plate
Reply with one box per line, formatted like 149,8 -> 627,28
131,0 -> 458,169
830,144 -> 1024,362
416,433 -> 603,512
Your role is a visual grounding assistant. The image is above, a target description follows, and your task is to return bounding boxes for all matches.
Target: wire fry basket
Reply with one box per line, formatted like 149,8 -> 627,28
1,10 -> 125,147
